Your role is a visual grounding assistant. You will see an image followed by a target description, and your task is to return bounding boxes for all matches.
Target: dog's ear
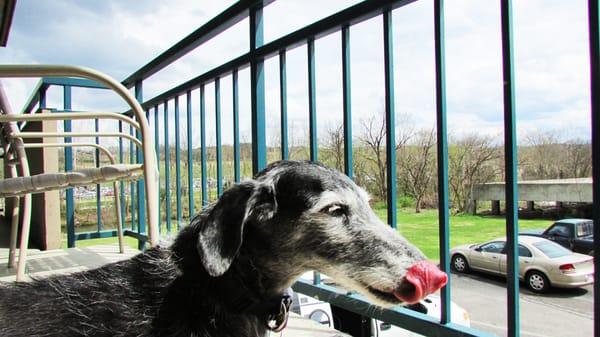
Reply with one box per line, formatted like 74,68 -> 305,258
197,181 -> 276,277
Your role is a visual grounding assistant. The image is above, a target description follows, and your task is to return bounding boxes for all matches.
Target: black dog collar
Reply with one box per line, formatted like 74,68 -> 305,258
265,292 -> 293,332
225,285 -> 294,333
248,288 -> 294,332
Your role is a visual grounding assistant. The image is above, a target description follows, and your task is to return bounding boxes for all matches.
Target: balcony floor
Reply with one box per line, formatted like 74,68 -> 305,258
0,242 -> 349,337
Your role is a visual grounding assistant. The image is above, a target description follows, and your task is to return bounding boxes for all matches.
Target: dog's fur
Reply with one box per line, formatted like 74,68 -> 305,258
0,160 -> 428,337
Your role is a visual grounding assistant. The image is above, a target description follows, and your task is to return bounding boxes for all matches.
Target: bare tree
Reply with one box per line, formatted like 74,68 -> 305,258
521,130 -> 563,179
397,128 -> 436,213
357,111 -> 413,201
448,133 -> 502,213
321,123 -> 344,172
564,138 -> 592,178
359,113 -> 388,200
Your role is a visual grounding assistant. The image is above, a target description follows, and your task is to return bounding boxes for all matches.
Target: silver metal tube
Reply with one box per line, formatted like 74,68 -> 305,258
12,132 -> 143,148
0,111 -> 140,130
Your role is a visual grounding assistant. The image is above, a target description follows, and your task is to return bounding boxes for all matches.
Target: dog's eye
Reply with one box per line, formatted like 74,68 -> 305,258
321,204 -> 348,217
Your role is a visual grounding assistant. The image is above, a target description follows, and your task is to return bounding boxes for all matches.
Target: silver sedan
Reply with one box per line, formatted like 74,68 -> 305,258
450,235 -> 594,293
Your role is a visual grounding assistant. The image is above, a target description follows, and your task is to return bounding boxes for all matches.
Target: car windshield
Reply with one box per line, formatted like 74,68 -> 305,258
576,222 -> 593,237
533,241 -> 572,258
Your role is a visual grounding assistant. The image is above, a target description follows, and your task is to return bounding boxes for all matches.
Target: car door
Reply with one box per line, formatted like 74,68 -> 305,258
499,244 -> 533,278
468,241 -> 505,274
545,223 -> 573,250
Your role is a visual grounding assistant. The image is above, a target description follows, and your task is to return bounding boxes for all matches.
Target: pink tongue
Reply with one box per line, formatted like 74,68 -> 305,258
393,261 -> 448,304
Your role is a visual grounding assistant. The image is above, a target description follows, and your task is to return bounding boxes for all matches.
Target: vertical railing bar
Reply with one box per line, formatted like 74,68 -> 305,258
434,0 -> 451,324
63,85 -> 75,248
95,118 -> 102,232
164,100 -> 172,232
175,95 -> 182,230
186,90 -> 194,219
154,105 -> 161,232
501,1 -> 520,336
129,123 -> 136,231
308,37 -> 318,162
342,25 -> 353,178
233,70 -> 241,183
587,1 -> 600,336
200,85 -> 208,207
250,4 -> 267,174
383,9 -> 397,229
215,77 -> 223,196
118,121 -> 125,234
39,86 -> 46,109
135,81 -> 146,249
279,50 -> 289,160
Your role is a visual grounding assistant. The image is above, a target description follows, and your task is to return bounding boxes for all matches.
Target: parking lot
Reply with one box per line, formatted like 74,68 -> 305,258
452,271 -> 593,337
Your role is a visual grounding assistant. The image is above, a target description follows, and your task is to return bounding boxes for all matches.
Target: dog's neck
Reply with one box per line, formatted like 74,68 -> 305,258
168,223 -> 297,336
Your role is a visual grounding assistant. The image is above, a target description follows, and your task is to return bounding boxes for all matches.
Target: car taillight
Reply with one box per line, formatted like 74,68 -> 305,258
559,263 -> 576,273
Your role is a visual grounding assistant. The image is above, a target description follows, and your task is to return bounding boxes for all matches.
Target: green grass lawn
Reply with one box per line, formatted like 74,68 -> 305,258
373,206 -> 551,261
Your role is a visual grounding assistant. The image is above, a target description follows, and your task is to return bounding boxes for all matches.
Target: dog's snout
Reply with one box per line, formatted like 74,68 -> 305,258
393,261 -> 448,304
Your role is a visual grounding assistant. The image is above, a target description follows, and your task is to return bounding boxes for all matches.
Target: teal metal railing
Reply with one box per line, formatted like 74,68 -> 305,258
500,1 -> 520,335
16,1 -> 600,336
588,1 -> 600,336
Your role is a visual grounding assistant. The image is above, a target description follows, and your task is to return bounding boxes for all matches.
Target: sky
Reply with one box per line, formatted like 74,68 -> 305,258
0,0 -> 593,149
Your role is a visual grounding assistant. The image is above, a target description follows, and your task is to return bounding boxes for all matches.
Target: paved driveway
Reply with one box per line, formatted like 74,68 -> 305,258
451,271 -> 592,337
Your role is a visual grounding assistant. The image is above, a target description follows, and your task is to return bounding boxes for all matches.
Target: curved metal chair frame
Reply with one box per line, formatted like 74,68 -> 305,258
0,65 -> 159,281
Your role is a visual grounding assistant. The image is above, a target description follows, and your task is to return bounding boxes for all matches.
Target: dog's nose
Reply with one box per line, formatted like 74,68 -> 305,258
393,261 -> 448,304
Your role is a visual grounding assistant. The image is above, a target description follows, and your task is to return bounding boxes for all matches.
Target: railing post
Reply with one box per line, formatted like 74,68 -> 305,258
501,1 -> 520,336
39,85 -> 46,109
164,101 -> 172,232
128,124 -> 136,232
587,1 -> 600,336
154,105 -> 161,230
215,77 -> 223,196
342,26 -> 352,178
95,118 -> 102,232
134,81 -> 146,248
186,91 -> 194,218
434,0 -> 451,324
63,85 -> 76,248
175,95 -> 182,229
279,51 -> 289,161
383,9 -> 397,229
200,85 -> 208,206
233,70 -> 241,182
118,121 -> 126,233
308,37 -> 318,162
250,4 -> 267,174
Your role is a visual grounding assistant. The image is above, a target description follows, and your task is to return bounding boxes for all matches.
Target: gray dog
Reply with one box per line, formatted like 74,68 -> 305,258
0,160 -> 447,337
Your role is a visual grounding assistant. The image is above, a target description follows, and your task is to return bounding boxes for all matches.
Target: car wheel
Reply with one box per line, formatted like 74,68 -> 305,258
452,254 -> 469,273
526,271 -> 550,293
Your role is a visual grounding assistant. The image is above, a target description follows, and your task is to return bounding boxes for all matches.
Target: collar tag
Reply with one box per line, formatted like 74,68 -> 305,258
266,295 -> 293,332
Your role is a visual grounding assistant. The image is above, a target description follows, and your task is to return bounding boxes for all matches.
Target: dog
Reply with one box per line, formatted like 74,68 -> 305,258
0,160 -> 447,337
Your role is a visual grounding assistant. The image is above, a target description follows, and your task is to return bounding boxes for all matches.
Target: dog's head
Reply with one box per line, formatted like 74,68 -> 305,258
192,160 -> 446,307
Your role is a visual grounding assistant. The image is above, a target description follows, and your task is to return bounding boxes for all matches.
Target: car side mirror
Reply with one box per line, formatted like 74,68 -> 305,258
474,246 -> 482,252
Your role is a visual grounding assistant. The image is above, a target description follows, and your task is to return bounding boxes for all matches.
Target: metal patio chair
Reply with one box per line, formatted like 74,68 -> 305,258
0,65 -> 159,281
